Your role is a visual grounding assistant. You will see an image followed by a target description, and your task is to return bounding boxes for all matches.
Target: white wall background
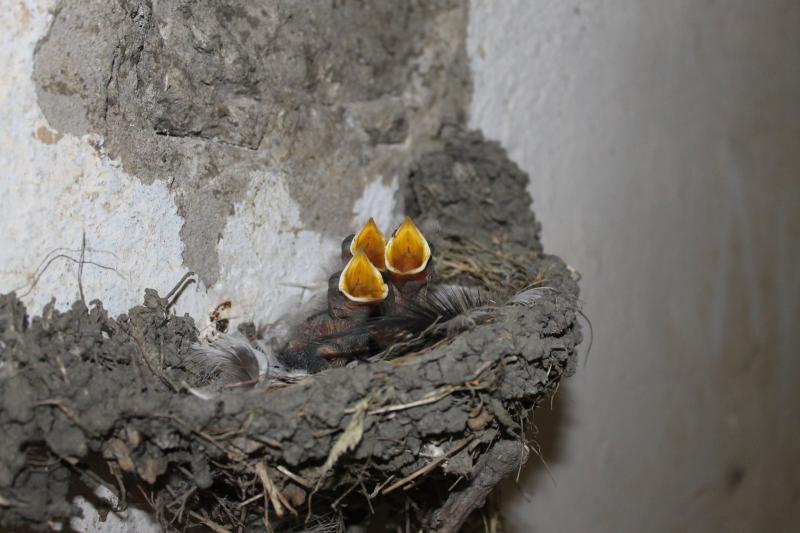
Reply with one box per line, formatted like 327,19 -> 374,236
468,1 -> 800,531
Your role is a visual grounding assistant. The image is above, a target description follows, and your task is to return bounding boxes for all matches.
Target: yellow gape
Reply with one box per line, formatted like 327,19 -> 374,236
350,217 -> 387,270
338,249 -> 389,302
385,217 -> 431,275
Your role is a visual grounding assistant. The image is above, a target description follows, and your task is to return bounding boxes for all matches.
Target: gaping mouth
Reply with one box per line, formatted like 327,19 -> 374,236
385,216 -> 431,275
338,249 -> 389,302
350,217 -> 387,270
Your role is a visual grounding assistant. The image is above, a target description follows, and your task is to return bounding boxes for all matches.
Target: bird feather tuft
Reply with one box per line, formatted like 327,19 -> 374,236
317,285 -> 489,360
190,334 -> 308,389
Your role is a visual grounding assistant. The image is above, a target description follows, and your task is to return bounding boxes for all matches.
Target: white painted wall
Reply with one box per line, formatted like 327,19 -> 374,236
468,1 -> 800,531
0,1 -> 401,335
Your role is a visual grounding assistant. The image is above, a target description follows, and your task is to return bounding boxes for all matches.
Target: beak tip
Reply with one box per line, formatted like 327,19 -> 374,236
349,220 -> 387,270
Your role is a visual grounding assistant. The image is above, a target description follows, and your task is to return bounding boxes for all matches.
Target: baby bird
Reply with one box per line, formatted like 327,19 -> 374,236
190,216 -> 486,390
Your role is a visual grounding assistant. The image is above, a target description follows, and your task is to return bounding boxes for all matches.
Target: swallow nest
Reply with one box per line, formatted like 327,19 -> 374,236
0,131 -> 583,532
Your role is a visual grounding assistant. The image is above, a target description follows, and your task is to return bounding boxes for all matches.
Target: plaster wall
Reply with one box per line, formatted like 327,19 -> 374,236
468,1 -> 800,531
1,1 -> 418,329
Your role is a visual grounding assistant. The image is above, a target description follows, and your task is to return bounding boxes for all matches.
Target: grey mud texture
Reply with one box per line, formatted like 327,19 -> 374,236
0,131 -> 582,532
33,0 -> 470,286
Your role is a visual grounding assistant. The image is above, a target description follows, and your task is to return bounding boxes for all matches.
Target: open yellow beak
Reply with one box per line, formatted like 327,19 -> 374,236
338,248 -> 389,302
350,217 -> 387,270
385,216 -> 431,275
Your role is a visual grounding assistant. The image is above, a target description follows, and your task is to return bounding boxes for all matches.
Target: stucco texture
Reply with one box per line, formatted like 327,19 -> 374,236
1,0 -> 467,327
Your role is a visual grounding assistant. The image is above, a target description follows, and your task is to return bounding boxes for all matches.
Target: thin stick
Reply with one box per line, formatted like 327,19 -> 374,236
15,242 -> 121,294
255,462 -> 297,519
108,461 -> 127,512
362,383 -> 489,416
77,231 -> 86,302
187,510 -> 232,533
382,438 -> 473,494
34,400 -> 95,436
368,475 -> 395,499
237,493 -> 262,508
18,254 -> 121,297
527,439 -> 556,486
578,308 -> 594,367
276,465 -> 311,488
165,272 -> 196,311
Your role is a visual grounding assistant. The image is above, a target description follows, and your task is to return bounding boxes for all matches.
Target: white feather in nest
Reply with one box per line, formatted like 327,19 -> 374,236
506,286 -> 556,306
187,274 -> 335,396
293,516 -> 345,533
189,334 -> 309,394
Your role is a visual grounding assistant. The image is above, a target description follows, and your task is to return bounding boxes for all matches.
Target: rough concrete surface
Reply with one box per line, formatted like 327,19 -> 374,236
1,1 -> 341,333
33,0 -> 470,287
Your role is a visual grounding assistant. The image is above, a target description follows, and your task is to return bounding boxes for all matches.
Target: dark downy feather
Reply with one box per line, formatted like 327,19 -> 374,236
318,285 -> 488,360
374,285 -> 486,337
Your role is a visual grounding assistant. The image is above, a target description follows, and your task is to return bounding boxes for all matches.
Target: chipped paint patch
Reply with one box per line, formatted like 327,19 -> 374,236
0,1 -> 187,316
33,125 -> 62,144
211,173 -> 340,326
352,175 -> 401,235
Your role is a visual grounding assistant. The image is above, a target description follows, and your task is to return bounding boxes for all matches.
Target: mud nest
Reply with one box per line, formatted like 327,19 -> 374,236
0,131 -> 582,532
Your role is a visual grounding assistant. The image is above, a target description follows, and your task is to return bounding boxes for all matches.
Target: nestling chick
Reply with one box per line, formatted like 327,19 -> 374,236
190,216 -> 497,390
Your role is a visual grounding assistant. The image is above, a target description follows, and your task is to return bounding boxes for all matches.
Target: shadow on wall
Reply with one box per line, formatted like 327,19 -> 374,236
498,384 -> 576,530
